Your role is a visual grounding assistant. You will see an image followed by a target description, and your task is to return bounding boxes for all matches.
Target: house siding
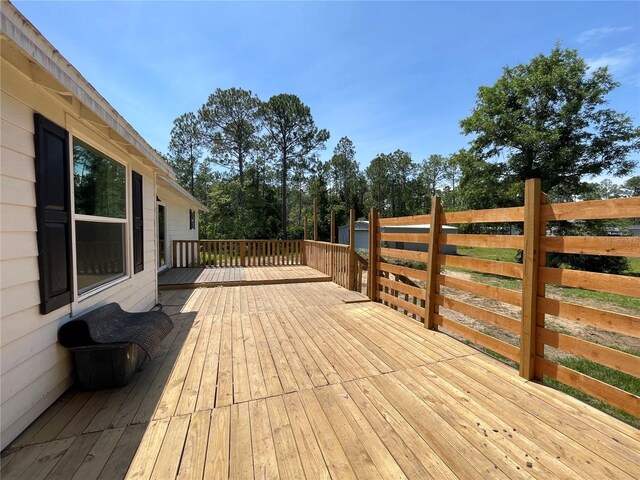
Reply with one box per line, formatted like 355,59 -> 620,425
157,185 -> 198,268
0,55 -> 159,448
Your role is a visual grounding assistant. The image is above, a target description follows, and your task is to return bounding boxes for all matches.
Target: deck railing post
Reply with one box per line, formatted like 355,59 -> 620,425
240,240 -> 246,267
313,198 -> 318,241
172,240 -> 178,268
425,196 -> 442,329
368,208 -> 379,301
520,178 -> 542,380
534,192 -> 549,381
348,208 -> 356,290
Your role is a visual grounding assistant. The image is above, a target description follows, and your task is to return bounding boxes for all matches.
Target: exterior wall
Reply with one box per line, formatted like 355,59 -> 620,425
157,185 -> 198,268
338,222 -> 369,249
338,224 -> 458,253
0,56 -> 158,448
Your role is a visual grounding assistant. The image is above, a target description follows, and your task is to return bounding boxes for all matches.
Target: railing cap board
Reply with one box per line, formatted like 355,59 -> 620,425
540,236 -> 640,257
541,196 -> 640,221
442,206 -> 524,224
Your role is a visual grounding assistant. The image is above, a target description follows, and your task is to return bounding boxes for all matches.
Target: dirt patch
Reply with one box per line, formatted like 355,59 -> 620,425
384,269 -> 639,360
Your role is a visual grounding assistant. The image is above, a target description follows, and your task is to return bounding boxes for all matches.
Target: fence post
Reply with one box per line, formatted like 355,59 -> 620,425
348,208 -> 356,290
424,196 -> 442,329
313,198 -> 318,241
534,192 -> 548,380
520,178 -> 542,380
368,208 -> 379,301
172,240 -> 178,268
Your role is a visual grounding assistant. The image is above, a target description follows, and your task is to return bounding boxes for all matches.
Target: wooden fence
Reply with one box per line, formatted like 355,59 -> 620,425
304,240 -> 350,289
172,239 -> 304,268
368,179 -> 640,417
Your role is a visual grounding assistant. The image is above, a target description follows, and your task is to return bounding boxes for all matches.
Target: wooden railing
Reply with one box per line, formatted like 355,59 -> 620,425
304,240 -> 350,289
172,239 -> 304,268
170,188 -> 639,416
354,251 -> 368,294
369,180 -> 640,417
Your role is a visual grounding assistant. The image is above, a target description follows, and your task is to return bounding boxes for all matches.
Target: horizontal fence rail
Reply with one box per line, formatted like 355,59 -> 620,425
173,240 -> 304,268
170,187 -> 639,417
368,181 -> 640,417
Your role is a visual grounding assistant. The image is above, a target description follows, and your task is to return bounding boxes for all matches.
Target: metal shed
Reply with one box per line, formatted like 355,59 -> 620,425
338,221 -> 458,253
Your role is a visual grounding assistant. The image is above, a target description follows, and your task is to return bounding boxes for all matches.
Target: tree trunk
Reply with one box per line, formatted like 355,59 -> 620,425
298,182 -> 303,228
239,149 -> 245,237
281,150 -> 288,239
189,144 -> 195,195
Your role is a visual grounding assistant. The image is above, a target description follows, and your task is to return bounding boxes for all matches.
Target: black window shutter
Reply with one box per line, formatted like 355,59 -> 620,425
189,209 -> 195,230
33,113 -> 73,314
132,171 -> 144,273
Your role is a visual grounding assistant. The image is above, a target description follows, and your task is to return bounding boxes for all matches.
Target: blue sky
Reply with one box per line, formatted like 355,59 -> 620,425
14,1 -> 640,176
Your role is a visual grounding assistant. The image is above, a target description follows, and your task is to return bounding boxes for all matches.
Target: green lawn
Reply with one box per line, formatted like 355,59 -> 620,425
451,247 -> 640,311
544,351 -> 640,428
446,246 -> 640,426
456,246 -> 519,263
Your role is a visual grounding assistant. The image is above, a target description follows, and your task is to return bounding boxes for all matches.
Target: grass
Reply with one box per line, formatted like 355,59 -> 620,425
384,244 -> 639,423
450,246 -> 640,312
460,326 -> 640,427
544,351 -> 640,428
627,257 -> 640,274
456,246 -> 519,263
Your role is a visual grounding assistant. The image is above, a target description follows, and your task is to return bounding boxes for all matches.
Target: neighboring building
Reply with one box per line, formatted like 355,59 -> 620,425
629,225 -> 640,237
0,3 -> 205,448
338,220 -> 370,249
338,221 -> 458,254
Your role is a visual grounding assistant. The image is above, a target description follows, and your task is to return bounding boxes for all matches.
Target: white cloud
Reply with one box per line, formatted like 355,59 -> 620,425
585,43 -> 640,86
577,26 -> 632,44
586,44 -> 639,83
586,43 -> 638,73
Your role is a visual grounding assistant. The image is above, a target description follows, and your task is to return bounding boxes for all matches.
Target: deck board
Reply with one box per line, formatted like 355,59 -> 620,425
158,265 -> 331,289
2,281 -> 638,479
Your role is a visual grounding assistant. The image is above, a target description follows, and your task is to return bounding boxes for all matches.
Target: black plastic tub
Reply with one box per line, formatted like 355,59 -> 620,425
69,342 -> 145,390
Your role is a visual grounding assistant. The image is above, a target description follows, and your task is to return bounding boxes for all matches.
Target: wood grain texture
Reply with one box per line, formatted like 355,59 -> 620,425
2,279 -> 638,478
541,196 -> 640,221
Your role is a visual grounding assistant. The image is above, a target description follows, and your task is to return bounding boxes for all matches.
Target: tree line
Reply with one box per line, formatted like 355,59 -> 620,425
165,45 -> 640,242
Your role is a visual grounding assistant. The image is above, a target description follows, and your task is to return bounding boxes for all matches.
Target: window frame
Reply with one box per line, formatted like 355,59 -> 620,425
68,133 -> 132,302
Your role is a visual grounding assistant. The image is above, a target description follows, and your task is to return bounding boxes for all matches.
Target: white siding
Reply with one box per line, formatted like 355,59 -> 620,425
0,58 -> 159,448
157,186 -> 198,268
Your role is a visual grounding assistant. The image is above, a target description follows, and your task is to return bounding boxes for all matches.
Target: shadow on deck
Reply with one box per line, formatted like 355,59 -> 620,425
158,265 -> 331,289
2,281 -> 638,479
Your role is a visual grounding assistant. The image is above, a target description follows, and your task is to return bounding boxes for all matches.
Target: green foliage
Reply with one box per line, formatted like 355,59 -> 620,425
328,137 -> 366,223
260,94 -> 329,238
454,150 -> 521,210
166,44 -> 639,242
624,176 -> 640,197
73,140 -> 126,219
365,150 -> 420,217
460,45 -> 639,199
168,112 -> 203,196
544,353 -> 640,428
456,246 -> 520,263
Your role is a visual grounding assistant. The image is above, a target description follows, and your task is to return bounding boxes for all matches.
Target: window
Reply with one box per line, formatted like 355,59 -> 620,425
73,140 -> 126,293
189,209 -> 196,230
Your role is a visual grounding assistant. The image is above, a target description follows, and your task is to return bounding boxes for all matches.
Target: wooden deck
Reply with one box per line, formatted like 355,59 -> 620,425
2,282 -> 638,479
158,265 -> 331,289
